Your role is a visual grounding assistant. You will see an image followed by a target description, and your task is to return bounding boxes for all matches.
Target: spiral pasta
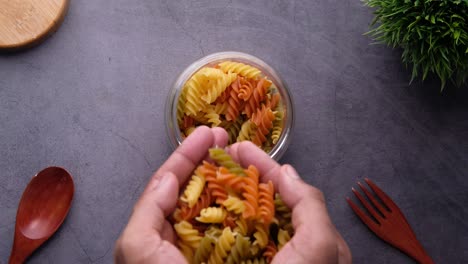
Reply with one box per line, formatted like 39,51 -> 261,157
214,101 -> 229,115
238,77 -> 255,101
251,105 -> 275,146
171,148 -> 293,264
203,106 -> 222,127
205,226 -> 223,240
208,227 -> 236,264
209,148 -> 245,176
178,89 -> 188,127
176,60 -> 285,152
265,93 -> 280,110
194,236 -> 215,264
181,174 -> 206,208
270,110 -> 284,145
253,223 -> 269,249
241,257 -> 267,264
226,77 -> 244,121
263,240 -> 277,263
244,78 -> 268,118
180,189 -> 212,221
277,228 -> 291,250
233,217 -> 251,237
219,61 -> 262,79
242,165 -> 259,220
196,207 -> 227,223
226,235 -> 252,264
274,194 -> 292,233
258,181 -> 275,225
223,212 -> 238,230
178,240 -> 195,263
175,220 -> 203,249
201,68 -> 237,104
223,195 -> 246,214
184,68 -> 211,116
237,120 -> 257,142
218,167 -> 245,192
196,161 -> 228,204
224,117 -> 243,145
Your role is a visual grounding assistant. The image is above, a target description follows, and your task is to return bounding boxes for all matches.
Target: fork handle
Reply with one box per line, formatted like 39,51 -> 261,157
415,253 -> 434,264
409,243 -> 434,264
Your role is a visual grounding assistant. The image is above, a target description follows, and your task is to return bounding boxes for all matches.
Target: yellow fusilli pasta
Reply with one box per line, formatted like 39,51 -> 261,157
174,220 -> 202,249
203,106 -> 222,127
222,195 -> 246,214
253,224 -> 269,249
240,257 -> 267,264
226,235 -> 252,264
178,240 -> 195,263
237,120 -> 257,142
184,68 -> 211,116
200,68 -> 237,104
196,207 -> 227,223
194,236 -> 216,264
277,228 -> 291,250
219,61 -> 262,79
208,227 -> 236,264
181,174 -> 206,208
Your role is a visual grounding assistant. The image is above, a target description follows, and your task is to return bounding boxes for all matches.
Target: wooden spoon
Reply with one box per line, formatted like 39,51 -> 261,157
9,167 -> 74,264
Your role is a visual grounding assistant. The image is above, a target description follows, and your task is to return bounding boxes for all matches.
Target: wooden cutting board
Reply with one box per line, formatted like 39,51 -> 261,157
0,0 -> 69,51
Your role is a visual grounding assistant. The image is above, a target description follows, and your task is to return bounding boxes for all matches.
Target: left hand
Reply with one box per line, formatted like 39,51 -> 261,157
114,126 -> 228,264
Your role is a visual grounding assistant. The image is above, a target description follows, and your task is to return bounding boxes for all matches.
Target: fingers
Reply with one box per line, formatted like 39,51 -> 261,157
151,126 -> 214,189
146,126 -> 228,193
161,220 -> 176,244
273,165 -> 341,263
335,230 -> 352,264
132,172 -> 179,233
228,141 -> 281,187
211,127 -> 229,148
131,126 -> 228,233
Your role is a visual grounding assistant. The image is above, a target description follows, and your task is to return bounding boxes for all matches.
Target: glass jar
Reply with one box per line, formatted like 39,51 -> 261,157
165,51 -> 294,161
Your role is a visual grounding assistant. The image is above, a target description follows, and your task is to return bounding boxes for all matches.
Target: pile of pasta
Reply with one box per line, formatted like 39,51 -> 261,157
177,60 -> 285,152
171,148 -> 293,264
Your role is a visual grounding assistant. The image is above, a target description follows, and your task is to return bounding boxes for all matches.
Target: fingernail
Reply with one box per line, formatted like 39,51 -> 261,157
285,165 -> 300,180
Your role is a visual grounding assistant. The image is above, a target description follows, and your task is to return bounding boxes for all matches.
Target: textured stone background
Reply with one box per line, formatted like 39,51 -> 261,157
1,0 -> 467,263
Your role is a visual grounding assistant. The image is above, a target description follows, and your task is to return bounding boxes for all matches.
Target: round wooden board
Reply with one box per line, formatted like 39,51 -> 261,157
0,0 -> 69,51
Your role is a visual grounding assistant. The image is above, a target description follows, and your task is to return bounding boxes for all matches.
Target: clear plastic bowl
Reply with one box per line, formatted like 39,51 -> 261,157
165,51 -> 294,161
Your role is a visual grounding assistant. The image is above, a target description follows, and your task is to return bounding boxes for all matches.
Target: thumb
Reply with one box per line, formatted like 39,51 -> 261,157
273,165 -> 339,263
132,172 -> 179,233
278,165 -> 326,210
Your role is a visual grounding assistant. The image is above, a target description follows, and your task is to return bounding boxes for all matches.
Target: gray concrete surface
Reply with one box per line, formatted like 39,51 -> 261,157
1,0 -> 467,263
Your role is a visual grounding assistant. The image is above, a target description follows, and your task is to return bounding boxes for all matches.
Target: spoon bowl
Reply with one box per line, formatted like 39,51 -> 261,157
9,167 -> 74,264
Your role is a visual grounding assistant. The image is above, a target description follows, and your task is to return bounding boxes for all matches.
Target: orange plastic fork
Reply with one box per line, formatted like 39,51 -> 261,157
346,178 -> 434,264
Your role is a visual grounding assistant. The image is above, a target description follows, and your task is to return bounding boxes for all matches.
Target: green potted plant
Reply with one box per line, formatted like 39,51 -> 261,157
364,0 -> 468,90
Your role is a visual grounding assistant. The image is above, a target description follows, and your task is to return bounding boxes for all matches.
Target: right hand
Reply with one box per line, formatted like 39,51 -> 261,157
228,142 -> 352,264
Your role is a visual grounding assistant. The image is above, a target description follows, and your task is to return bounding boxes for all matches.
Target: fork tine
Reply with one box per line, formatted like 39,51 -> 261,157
365,178 -> 397,211
351,187 -> 383,223
346,197 -> 380,233
358,182 -> 389,217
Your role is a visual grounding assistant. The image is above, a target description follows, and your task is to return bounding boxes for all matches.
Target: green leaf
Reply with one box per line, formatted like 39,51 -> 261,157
363,0 -> 468,88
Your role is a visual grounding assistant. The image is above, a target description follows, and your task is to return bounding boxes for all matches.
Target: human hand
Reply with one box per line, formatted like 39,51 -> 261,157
228,142 -> 352,264
114,126 -> 228,264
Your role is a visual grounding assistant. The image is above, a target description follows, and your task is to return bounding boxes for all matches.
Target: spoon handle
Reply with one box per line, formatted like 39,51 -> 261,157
9,230 -> 45,264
